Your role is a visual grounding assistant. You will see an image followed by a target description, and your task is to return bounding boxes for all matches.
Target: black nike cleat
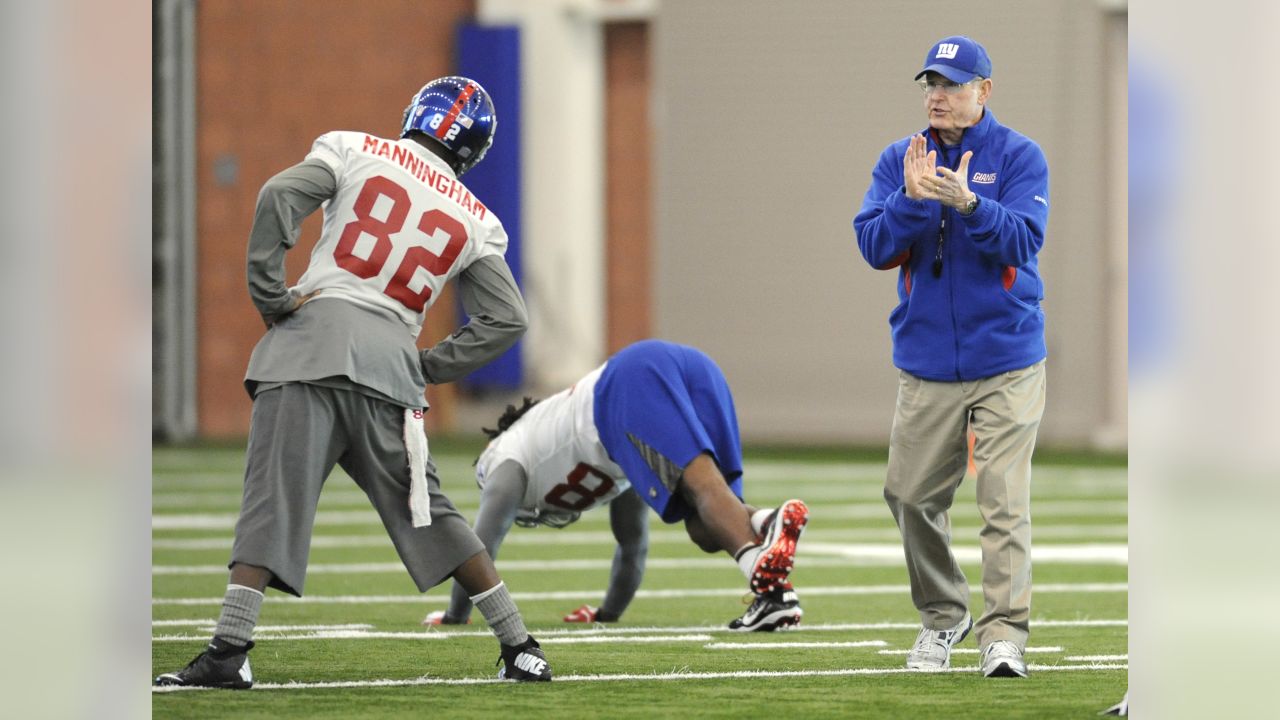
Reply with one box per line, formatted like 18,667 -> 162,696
729,583 -> 803,632
154,637 -> 255,689
497,635 -> 552,682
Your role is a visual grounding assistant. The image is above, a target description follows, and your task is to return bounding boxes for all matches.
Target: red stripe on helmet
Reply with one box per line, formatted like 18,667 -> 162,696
434,82 -> 478,140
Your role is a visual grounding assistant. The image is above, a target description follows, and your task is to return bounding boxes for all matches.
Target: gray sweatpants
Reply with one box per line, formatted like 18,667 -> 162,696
230,382 -> 485,596
884,361 -> 1046,650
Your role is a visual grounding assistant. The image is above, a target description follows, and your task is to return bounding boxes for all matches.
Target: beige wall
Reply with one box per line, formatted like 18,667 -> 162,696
652,0 -> 1124,446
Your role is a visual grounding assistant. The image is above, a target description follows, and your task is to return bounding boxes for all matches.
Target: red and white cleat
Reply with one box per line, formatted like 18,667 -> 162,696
563,604 -> 599,623
750,499 -> 809,594
421,610 -> 471,627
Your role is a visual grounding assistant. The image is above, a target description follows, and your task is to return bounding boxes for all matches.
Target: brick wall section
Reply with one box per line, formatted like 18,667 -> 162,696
604,22 -> 652,354
195,1 -> 475,437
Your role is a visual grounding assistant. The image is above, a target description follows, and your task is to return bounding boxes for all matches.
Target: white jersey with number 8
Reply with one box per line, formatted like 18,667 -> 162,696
295,131 -> 508,338
476,365 -> 630,522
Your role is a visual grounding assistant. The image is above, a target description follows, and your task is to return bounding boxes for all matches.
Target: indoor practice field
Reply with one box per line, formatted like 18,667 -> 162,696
151,439 -> 1127,719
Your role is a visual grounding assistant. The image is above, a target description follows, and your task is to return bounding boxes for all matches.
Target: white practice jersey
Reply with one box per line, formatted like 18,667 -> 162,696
295,131 -> 508,338
476,364 -> 629,521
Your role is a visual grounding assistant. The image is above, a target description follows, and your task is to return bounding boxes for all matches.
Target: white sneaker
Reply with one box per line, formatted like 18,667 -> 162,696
905,612 -> 972,670
1100,691 -> 1128,716
981,640 -> 1029,678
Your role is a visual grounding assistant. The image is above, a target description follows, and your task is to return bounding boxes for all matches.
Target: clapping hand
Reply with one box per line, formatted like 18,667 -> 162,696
902,134 -> 937,201
904,134 -> 977,211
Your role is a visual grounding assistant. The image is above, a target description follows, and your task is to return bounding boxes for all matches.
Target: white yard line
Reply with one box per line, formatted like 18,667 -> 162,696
152,663 -> 1129,692
742,462 -> 892,481
740,462 -> 1127,489
153,487 -> 1125,510
152,490 -> 373,508
151,621 -> 373,630
153,458 -> 1125,483
540,634 -> 714,645
152,619 -> 1126,640
801,542 -> 1127,565
151,455 -> 1123,497
151,543 -> 1127,575
152,511 -> 379,530
155,632 -> 710,644
151,499 -> 1126,530
155,535 -> 396,550
1064,654 -> 1128,662
800,501 -> 1127,519
706,640 -> 888,649
152,582 -> 1127,606
878,646 -> 1063,655
151,524 -> 1128,550
154,631 -> 454,642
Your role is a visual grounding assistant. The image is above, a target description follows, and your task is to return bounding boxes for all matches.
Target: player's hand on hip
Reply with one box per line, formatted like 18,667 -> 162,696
261,290 -> 318,329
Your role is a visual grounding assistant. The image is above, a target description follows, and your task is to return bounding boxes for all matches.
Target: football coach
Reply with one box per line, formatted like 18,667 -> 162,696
852,34 -> 1050,679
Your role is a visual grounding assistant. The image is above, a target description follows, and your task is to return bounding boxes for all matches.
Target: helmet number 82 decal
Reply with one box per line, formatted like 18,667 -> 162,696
427,113 -> 462,141
332,175 -> 468,313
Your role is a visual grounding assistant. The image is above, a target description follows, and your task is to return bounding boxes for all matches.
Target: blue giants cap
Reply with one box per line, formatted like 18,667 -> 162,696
914,35 -> 992,83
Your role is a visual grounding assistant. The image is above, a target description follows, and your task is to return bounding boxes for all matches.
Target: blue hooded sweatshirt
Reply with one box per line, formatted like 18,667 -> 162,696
853,109 -> 1049,382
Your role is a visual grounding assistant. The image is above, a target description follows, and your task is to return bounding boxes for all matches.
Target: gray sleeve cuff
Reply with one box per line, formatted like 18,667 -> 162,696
420,255 -> 529,384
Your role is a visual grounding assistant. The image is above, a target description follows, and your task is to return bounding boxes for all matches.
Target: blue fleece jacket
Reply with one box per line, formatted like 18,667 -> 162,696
853,109 -> 1049,382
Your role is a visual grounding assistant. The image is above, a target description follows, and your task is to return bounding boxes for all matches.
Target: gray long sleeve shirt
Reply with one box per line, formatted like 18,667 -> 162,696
244,158 -> 528,408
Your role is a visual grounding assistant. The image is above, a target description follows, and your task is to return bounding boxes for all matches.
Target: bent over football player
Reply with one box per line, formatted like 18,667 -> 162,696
423,339 -> 810,632
155,77 -> 551,688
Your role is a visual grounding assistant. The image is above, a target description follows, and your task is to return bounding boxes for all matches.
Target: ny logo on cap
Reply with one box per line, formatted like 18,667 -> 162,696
936,43 -> 960,59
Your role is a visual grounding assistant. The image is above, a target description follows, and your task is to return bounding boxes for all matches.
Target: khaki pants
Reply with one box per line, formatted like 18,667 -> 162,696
884,361 -> 1046,650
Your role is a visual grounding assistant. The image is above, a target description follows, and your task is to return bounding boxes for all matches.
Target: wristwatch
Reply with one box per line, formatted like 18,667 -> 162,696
960,194 -> 979,216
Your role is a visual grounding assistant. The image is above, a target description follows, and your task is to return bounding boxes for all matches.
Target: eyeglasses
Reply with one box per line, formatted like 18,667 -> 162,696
917,78 -> 980,95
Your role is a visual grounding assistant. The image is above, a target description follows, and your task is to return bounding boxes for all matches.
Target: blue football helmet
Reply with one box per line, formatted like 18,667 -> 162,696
400,76 -> 497,176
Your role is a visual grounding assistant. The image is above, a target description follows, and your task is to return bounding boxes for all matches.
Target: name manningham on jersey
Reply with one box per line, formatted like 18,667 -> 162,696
361,135 -> 488,221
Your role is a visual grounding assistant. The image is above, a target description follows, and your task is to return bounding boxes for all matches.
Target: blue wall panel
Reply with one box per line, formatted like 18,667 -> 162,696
456,23 -> 523,390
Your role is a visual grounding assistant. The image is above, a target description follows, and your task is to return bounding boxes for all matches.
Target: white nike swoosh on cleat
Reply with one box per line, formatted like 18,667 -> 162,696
514,653 -> 546,675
